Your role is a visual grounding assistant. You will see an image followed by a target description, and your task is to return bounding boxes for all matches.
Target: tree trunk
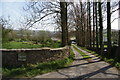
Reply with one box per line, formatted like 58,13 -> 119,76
117,30 -> 120,59
93,2 -> 95,49
60,2 -> 68,47
116,1 -> 120,59
95,2 -> 99,52
87,2 -> 89,48
107,2 -> 112,56
98,2 -> 104,55
80,2 -> 85,47
76,28 -> 79,45
118,1 -> 120,57
88,2 -> 92,49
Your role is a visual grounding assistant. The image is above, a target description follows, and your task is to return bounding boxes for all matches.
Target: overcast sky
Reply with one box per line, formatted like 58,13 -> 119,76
0,1 -> 119,31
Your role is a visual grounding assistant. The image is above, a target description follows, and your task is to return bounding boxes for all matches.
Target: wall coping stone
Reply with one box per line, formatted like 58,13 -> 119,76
0,46 -> 69,51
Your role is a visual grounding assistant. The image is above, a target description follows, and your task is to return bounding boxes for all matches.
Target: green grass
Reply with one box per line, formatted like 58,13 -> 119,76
3,60 -> 67,78
93,45 -> 107,48
2,41 -> 61,49
2,41 -> 42,49
43,41 -> 61,48
104,45 -> 107,48
100,56 -> 120,69
76,45 -> 120,69
72,45 -> 90,59
69,48 -> 75,60
77,46 -> 98,56
0,68 -> 2,74
2,48 -> 74,78
52,42 -> 61,48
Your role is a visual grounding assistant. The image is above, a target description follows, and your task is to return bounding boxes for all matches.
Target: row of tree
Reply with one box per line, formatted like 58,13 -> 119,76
59,1 -> 120,59
72,1 -> 120,59
22,0 -> 120,59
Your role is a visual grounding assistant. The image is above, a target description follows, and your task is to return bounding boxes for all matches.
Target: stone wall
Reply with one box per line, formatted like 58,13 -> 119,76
1,46 -> 70,67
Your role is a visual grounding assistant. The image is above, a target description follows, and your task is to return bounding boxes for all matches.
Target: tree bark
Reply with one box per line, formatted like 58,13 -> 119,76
86,2 -> 89,48
95,2 -> 99,52
80,2 -> 85,47
119,1 -> 120,55
60,2 -> 68,47
116,1 -> 120,59
88,2 -> 92,49
93,2 -> 95,49
107,2 -> 112,56
98,2 -> 104,55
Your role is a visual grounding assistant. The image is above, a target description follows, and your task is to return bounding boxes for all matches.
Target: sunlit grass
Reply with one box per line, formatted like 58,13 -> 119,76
2,48 -> 74,78
72,45 -> 90,59
2,41 -> 42,49
93,45 -> 107,48
2,41 -> 61,49
76,45 -> 120,69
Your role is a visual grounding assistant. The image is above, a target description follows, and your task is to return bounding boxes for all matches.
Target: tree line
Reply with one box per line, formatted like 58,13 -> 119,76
57,1 -> 120,60
67,1 -> 120,59
22,0 -> 120,59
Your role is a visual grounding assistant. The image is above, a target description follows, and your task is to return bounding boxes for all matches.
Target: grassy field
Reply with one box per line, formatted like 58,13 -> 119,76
2,48 -> 74,78
2,41 -> 42,49
2,41 -> 61,49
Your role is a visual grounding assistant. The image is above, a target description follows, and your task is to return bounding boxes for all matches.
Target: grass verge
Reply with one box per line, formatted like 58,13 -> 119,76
2,48 -> 74,78
77,45 -> 120,69
72,45 -> 93,62
77,46 -> 99,56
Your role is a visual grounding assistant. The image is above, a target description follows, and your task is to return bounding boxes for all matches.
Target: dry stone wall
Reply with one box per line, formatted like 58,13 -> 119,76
1,46 -> 70,67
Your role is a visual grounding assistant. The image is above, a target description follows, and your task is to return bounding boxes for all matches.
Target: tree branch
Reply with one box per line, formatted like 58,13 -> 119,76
111,8 -> 120,14
111,17 -> 119,23
26,12 -> 55,29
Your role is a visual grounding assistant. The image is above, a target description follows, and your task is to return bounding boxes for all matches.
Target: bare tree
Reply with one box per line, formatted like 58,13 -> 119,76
98,1 -> 104,55
70,2 -> 87,47
107,2 -> 112,56
0,17 -> 13,43
93,2 -> 95,49
116,1 -> 120,59
118,1 -> 120,48
88,1 -> 92,49
60,1 -> 68,46
95,2 -> 99,52
23,1 -> 69,46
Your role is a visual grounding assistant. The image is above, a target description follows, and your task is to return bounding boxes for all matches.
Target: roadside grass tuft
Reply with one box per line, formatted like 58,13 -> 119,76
76,45 -> 120,69
72,45 -> 91,60
2,48 -> 74,78
100,57 -> 120,69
